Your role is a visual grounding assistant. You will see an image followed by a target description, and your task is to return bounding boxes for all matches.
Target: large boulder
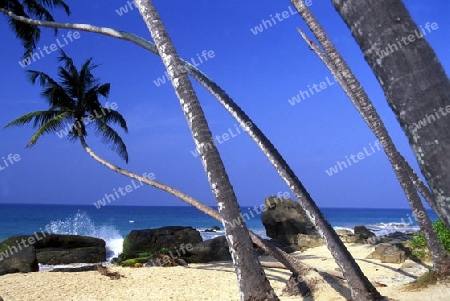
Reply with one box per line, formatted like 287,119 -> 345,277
123,226 -> 202,257
261,196 -> 316,252
0,236 -> 39,276
336,229 -> 357,244
185,235 -> 231,263
354,225 -> 376,243
366,243 -> 409,263
297,234 -> 324,251
35,234 -> 106,265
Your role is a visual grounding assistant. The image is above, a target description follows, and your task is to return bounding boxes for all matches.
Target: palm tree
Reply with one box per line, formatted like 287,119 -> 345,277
132,1 -> 278,300
290,0 -> 450,277
331,0 -> 450,230
1,0 -> 70,57
0,9 -> 386,298
4,49 -> 317,296
5,50 -> 128,163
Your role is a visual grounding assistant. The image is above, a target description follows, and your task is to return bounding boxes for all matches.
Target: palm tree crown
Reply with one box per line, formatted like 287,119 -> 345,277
5,50 -> 129,162
1,0 -> 70,57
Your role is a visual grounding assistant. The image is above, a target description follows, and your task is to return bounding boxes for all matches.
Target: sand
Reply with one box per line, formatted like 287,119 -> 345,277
0,244 -> 449,301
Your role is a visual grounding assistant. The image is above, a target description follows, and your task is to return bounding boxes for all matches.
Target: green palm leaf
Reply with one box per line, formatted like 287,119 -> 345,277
6,50 -> 129,162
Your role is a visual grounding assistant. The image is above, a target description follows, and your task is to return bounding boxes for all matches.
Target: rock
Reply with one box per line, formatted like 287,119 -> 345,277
261,196 -> 316,252
0,236 -> 39,275
174,258 -> 188,266
354,226 -> 376,243
367,231 -> 415,245
297,234 -> 324,251
185,236 -> 231,263
336,229 -> 357,243
366,243 -> 410,263
123,226 -> 202,257
204,226 -> 221,232
35,234 -> 106,264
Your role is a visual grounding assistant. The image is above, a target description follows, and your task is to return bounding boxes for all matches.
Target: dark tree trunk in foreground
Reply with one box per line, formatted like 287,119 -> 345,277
133,1 -> 278,299
291,0 -> 450,279
332,0 -> 450,230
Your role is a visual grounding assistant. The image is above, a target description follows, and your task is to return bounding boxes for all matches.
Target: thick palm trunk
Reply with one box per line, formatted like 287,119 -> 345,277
79,137 -> 315,296
290,0 -> 450,276
133,1 -> 278,299
332,0 -> 450,230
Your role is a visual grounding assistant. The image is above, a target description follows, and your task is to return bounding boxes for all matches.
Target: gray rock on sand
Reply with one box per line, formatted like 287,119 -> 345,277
261,196 -> 317,252
0,236 -> 39,276
123,226 -> 202,256
366,243 -> 410,263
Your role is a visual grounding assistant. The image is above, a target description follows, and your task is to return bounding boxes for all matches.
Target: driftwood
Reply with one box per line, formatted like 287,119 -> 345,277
96,264 -> 124,280
260,261 -> 345,280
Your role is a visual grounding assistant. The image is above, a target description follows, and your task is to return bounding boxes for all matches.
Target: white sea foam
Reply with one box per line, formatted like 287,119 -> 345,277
47,211 -> 123,261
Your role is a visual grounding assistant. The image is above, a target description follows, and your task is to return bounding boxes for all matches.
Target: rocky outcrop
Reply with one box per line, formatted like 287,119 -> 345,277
185,236 -> 231,263
336,230 -> 357,244
35,234 -> 106,265
123,226 -> 202,257
366,243 -> 410,263
261,196 -> 316,252
297,234 -> 324,251
204,226 -> 221,233
354,225 -> 376,243
0,234 -> 106,275
0,236 -> 39,276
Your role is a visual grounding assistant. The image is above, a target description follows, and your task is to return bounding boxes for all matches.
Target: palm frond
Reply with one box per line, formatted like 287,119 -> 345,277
101,109 -> 128,133
27,111 -> 68,147
3,0 -> 70,57
27,70 -> 75,109
4,110 -> 62,128
95,121 -> 129,163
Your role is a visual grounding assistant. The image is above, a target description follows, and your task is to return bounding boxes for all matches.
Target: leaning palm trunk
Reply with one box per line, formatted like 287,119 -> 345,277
3,10 -> 383,298
290,0 -> 450,276
331,0 -> 450,230
79,136 -> 314,296
133,1 -> 278,300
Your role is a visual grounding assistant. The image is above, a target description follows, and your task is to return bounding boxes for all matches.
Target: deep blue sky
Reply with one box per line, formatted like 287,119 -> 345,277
0,0 -> 448,208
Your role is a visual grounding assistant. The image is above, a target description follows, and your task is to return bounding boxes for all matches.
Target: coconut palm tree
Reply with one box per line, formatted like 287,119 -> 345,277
132,1 -> 278,300
1,0 -> 70,57
5,50 -> 128,162
331,0 -> 450,230
4,49 -> 317,296
0,9 -> 385,298
290,0 -> 450,277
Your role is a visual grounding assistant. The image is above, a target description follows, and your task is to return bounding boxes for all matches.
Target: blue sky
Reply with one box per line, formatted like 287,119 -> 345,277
0,0 -> 448,208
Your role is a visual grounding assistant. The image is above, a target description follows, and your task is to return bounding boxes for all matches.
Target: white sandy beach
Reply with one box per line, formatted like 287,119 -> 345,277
0,244 -> 449,301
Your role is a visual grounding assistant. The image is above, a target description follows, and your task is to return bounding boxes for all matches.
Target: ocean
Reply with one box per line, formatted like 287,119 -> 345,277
0,204 -> 438,263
